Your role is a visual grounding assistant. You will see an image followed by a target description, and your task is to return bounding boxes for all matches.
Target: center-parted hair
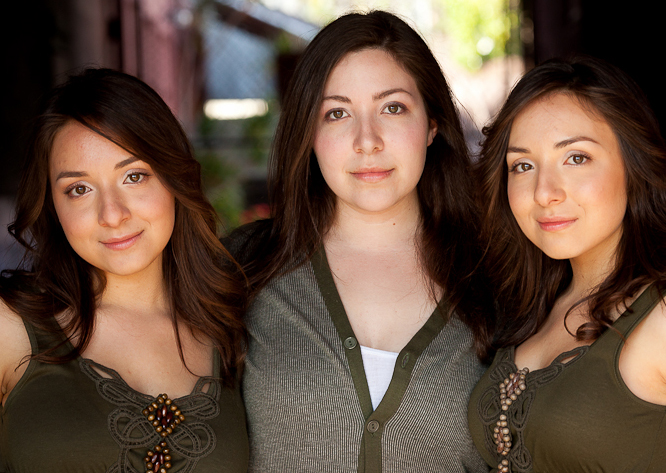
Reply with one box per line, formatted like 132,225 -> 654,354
475,56 -> 666,348
1,68 -> 246,384
234,10 -> 494,359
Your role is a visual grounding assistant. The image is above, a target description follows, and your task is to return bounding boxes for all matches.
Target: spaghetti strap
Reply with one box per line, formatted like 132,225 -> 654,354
613,284 -> 664,338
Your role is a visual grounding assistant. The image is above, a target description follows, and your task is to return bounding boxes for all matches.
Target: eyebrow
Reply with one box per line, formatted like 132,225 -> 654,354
321,88 -> 413,104
55,156 -> 140,181
554,135 -> 600,149
114,156 -> 139,170
373,88 -> 412,101
507,136 -> 600,154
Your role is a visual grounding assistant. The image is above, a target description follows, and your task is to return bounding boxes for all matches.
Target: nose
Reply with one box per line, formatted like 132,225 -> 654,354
97,189 -> 130,227
534,168 -> 566,207
353,115 -> 383,154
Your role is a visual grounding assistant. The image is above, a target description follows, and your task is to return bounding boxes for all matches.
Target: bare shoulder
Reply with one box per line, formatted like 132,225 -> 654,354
0,298 -> 31,406
618,292 -> 666,405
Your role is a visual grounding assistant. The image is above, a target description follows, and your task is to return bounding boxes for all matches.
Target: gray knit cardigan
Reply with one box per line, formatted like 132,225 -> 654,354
242,248 -> 488,473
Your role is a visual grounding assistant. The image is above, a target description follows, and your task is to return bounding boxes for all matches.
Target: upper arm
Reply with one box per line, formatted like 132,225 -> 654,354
618,296 -> 666,405
0,299 -> 31,406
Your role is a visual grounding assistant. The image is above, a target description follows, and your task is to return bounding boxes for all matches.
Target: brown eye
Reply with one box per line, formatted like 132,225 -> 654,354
571,155 -> 585,164
74,186 -> 87,195
511,162 -> 533,173
326,109 -> 349,120
383,103 -> 403,114
125,173 -> 144,183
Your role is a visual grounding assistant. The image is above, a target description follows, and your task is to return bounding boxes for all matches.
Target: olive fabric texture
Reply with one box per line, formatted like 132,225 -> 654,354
468,285 -> 666,473
0,318 -> 249,473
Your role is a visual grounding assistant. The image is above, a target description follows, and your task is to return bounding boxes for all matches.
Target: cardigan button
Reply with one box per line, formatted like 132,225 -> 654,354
344,337 -> 357,349
367,420 -> 380,433
401,352 -> 410,368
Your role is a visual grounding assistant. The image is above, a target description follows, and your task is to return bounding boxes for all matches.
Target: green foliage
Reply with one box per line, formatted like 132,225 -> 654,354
195,102 -> 276,229
436,0 -> 519,70
196,149 -> 244,229
242,101 -> 277,165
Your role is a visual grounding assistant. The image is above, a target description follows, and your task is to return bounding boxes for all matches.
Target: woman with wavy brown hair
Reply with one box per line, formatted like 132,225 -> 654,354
468,57 -> 666,472
228,9 -> 493,472
0,68 -> 248,472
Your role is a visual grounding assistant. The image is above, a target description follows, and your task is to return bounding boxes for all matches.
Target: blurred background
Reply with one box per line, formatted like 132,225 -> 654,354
1,0 -> 663,269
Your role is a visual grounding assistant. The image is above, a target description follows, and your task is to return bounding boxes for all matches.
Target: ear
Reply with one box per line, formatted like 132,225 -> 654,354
427,119 -> 437,146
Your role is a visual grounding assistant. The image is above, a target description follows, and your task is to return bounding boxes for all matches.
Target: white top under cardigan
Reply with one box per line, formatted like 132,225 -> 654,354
360,345 -> 400,410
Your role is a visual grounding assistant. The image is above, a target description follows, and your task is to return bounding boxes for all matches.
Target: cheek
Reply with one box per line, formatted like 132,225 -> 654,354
163,199 -> 176,236
56,209 -> 94,255
506,181 -> 537,240
52,197 -> 87,242
153,192 -> 177,241
578,171 -> 626,212
506,181 -> 526,220
147,189 -> 176,226
591,182 -> 627,225
313,140 -> 344,190
313,132 -> 339,169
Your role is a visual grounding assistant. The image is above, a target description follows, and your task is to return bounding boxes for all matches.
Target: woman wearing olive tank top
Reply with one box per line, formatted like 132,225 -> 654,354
0,69 -> 248,472
468,57 -> 666,472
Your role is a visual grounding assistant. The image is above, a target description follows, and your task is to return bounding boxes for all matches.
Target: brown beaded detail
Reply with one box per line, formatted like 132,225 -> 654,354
494,368 -> 528,473
142,394 -> 186,473
145,441 -> 172,473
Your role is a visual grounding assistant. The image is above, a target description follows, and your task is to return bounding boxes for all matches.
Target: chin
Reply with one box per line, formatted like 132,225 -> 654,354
535,245 -> 578,261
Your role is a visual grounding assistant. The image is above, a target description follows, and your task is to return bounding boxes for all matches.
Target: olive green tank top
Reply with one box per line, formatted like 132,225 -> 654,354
0,318 -> 248,472
468,284 -> 666,472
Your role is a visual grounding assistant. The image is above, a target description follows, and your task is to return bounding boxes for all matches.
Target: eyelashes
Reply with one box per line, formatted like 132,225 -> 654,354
325,109 -> 349,121
65,184 -> 91,197
509,162 -> 533,174
382,103 -> 404,114
63,171 -> 151,198
124,172 -> 148,184
566,153 -> 590,165
508,152 -> 592,173
322,102 -> 408,122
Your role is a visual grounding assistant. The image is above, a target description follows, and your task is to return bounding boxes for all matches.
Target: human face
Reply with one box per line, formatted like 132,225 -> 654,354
49,121 -> 175,280
506,93 -> 627,269
313,48 -> 437,217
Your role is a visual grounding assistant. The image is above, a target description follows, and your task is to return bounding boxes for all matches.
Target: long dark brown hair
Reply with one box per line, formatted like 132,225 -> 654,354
233,10 -> 494,360
476,56 -> 666,348
0,68 -> 246,384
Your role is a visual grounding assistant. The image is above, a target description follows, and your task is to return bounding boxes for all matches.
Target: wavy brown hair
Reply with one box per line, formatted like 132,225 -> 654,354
232,10 -> 494,360
0,68 -> 246,385
475,56 -> 666,348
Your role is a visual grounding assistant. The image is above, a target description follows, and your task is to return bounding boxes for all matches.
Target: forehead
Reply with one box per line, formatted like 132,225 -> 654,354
324,48 -> 419,94
49,121 -> 129,173
510,93 -> 616,143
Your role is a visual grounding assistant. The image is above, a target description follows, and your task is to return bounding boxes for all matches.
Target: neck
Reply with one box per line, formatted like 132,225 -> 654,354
325,195 -> 421,251
567,244 -> 619,300
99,264 -> 169,316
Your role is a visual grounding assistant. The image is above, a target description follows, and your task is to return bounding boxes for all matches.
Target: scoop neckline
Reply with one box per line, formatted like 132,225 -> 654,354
506,283 -> 655,376
54,316 -> 220,401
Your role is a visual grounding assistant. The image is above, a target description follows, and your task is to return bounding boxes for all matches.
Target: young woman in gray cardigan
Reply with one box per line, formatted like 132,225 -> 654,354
229,10 -> 493,473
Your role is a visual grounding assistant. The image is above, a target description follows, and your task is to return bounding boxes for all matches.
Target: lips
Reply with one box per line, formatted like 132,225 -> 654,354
537,217 -> 577,232
350,167 -> 393,183
101,231 -> 143,250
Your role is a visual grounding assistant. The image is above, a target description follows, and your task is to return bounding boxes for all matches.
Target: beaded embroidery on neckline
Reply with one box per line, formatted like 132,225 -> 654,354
476,346 -> 589,473
79,358 -> 219,473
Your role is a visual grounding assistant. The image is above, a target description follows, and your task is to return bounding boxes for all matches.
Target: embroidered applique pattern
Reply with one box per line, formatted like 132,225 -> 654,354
79,359 -> 219,473
475,347 -> 588,473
